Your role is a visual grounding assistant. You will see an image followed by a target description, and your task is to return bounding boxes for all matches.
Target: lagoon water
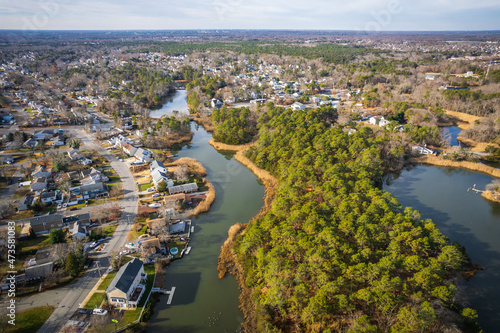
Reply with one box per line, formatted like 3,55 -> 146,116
385,165 -> 500,332
149,122 -> 265,332
150,95 -> 500,332
149,90 -> 190,119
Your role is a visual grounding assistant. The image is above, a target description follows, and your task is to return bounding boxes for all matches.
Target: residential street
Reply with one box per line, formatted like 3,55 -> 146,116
34,128 -> 138,333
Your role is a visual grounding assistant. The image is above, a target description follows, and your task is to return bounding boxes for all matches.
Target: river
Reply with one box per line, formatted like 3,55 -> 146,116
149,122 -> 265,332
149,90 -> 190,119
384,165 -> 500,332
440,125 -> 461,146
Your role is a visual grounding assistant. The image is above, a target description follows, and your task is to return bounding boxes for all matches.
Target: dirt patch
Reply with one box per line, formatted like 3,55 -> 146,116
411,155 -> 500,178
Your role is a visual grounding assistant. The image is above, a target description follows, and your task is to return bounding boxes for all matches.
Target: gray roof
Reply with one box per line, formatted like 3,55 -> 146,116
80,182 -> 107,193
40,191 -> 57,199
71,222 -> 86,235
25,262 -> 53,280
63,213 -> 90,224
106,258 -> 143,294
18,195 -> 34,206
150,160 -> 164,171
30,214 -> 63,226
169,220 -> 186,234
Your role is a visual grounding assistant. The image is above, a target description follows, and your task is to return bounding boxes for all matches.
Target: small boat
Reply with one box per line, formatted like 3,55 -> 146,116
185,246 -> 192,255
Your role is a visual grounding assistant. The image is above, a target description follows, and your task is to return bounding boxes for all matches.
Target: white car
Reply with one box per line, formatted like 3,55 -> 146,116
148,203 -> 161,208
93,309 -> 108,315
152,193 -> 160,197
147,187 -> 155,192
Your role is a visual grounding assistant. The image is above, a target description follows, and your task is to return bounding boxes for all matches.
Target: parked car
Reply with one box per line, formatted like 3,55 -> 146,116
147,187 -> 155,192
148,203 -> 161,208
93,309 -> 108,315
69,207 -> 78,211
152,193 -> 160,197
78,308 -> 92,314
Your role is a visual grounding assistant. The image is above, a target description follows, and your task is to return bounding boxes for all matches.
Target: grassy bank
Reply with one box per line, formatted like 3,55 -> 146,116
193,116 -> 215,132
482,190 -> 500,204
191,179 -> 215,215
6,306 -> 55,333
412,155 -> 500,178
165,157 -> 207,177
445,109 -> 484,129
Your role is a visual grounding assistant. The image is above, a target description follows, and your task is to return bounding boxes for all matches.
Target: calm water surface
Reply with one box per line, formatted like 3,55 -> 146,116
149,122 -> 265,332
385,165 -> 500,332
150,90 -> 190,119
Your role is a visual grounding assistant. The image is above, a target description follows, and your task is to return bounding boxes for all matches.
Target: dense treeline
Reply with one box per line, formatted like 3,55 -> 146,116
107,63 -> 174,108
234,107 -> 478,332
133,41 -> 383,65
211,107 -> 256,145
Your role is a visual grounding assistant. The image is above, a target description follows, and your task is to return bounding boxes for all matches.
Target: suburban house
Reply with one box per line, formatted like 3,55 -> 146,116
25,262 -> 53,281
78,157 -> 93,166
413,145 -> 435,155
53,134 -> 65,147
67,149 -> 83,161
369,116 -> 390,127
32,130 -> 53,141
169,219 -> 187,234
106,258 -> 147,308
168,183 -> 198,195
78,182 -> 109,199
211,98 -> 223,109
150,160 -> 166,174
122,143 -> 137,157
134,148 -> 153,163
30,177 -> 47,192
140,237 -> 162,259
152,169 -> 173,190
32,165 -> 52,179
81,167 -> 109,185
63,213 -> 91,227
17,195 -> 34,211
71,222 -> 86,240
40,191 -> 63,204
291,102 -> 306,111
30,214 -> 64,236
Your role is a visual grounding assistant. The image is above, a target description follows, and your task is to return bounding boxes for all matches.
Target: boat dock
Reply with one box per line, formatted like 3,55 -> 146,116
157,286 -> 176,304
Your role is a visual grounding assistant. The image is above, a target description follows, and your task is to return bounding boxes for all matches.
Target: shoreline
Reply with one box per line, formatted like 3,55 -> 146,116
209,138 -> 278,331
411,155 -> 500,178
482,190 -> 500,204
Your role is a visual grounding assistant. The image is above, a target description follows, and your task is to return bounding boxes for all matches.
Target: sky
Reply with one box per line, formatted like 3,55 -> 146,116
0,0 -> 499,31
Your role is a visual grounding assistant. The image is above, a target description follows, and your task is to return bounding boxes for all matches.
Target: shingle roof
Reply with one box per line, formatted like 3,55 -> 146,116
106,258 -> 143,294
30,214 -> 63,226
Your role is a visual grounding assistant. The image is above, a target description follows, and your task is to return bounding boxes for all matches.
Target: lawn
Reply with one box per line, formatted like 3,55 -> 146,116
13,187 -> 30,200
18,236 -> 52,256
84,292 -> 107,309
5,305 -> 55,333
97,271 -> 118,291
138,183 -> 152,192
103,224 -> 118,237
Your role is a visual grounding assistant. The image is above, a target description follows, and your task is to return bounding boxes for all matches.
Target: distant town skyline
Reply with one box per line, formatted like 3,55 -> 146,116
0,0 -> 499,32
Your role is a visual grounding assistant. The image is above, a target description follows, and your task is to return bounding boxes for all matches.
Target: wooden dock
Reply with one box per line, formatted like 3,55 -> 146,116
467,187 -> 484,194
157,287 -> 176,304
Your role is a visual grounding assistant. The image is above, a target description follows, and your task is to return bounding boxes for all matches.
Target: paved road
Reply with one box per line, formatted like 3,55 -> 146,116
36,128 -> 138,333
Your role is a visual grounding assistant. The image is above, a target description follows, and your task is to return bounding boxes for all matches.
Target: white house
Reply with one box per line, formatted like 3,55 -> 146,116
134,148 -> 153,163
291,102 -> 306,111
71,222 -> 87,240
368,116 -> 390,127
106,258 -> 147,308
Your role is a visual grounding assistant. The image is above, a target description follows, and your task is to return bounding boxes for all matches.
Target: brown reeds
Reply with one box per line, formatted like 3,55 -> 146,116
191,179 -> 215,216
412,155 -> 500,178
